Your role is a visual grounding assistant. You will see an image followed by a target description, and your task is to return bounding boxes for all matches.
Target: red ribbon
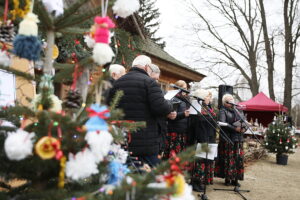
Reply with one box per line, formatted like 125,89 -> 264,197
71,53 -> 82,90
86,108 -> 109,119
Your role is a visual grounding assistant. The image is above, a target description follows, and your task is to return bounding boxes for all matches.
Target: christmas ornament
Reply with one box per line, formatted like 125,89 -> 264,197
52,44 -> 59,59
84,35 -> 95,48
0,49 -> 11,67
42,0 -> 64,17
35,136 -> 61,159
85,104 -> 110,132
266,142 -> 268,146
4,129 -> 35,161
107,160 -> 130,186
0,21 -> 16,43
109,144 -> 128,164
92,16 -> 115,65
279,138 -> 282,144
285,146 -> 288,150
10,0 -> 31,20
85,130 -> 113,163
13,13 -> 42,61
66,149 -> 99,181
31,94 -> 62,112
63,90 -> 82,109
58,156 -> 66,188
112,0 -> 140,18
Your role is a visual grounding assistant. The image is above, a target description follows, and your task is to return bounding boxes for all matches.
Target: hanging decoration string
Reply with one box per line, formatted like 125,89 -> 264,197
101,0 -> 109,17
30,0 -> 35,13
3,0 -> 9,22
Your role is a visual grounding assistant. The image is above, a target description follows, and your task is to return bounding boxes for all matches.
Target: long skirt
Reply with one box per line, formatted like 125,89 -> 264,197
163,132 -> 186,159
215,141 -> 244,181
192,159 -> 214,185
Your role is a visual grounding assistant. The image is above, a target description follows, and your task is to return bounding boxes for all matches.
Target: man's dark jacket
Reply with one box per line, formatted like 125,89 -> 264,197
109,67 -> 172,156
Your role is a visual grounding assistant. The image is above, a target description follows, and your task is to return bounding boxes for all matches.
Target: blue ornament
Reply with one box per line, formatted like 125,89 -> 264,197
85,104 -> 110,131
13,35 -> 42,61
107,161 -> 130,186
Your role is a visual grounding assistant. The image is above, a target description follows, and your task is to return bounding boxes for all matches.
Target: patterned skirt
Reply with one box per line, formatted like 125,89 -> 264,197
191,159 -> 215,185
163,132 -> 186,159
215,141 -> 244,181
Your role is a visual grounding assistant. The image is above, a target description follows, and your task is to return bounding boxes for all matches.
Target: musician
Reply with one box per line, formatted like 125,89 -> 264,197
188,89 -> 216,192
215,94 -> 246,186
163,80 -> 190,159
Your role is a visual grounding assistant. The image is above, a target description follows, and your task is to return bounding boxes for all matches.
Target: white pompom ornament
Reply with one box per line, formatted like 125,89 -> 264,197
66,149 -> 99,181
42,0 -> 64,17
113,0 -> 140,18
18,13 -> 39,36
92,43 -> 114,66
4,129 -> 35,161
85,130 -> 113,163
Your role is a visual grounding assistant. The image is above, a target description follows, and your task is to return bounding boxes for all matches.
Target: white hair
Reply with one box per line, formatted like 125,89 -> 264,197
222,93 -> 233,105
108,64 -> 125,76
192,89 -> 209,100
149,64 -> 160,74
132,55 -> 152,68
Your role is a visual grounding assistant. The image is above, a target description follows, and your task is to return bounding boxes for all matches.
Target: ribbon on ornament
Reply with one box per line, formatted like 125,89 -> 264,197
85,104 -> 110,131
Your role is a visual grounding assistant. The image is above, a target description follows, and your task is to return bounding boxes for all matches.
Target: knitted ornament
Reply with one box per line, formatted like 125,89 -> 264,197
85,104 -> 110,132
4,129 -> 35,161
13,13 -> 41,61
66,149 -> 99,181
63,90 -> 83,109
42,0 -> 64,17
85,130 -> 113,163
0,22 -> 16,43
113,0 -> 140,18
92,16 -> 115,65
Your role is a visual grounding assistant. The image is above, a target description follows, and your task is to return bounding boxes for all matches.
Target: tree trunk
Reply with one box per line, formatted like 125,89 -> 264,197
43,30 -> 55,75
283,0 -> 294,112
258,0 -> 275,100
249,50 -> 259,96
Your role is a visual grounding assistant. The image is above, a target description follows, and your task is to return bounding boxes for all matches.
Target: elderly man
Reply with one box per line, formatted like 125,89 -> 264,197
109,55 -> 176,167
148,63 -> 160,82
104,64 -> 126,105
109,64 -> 126,81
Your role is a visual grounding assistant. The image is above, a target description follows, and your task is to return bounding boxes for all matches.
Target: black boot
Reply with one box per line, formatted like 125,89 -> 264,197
231,180 -> 241,187
225,179 -> 231,186
192,180 -> 204,192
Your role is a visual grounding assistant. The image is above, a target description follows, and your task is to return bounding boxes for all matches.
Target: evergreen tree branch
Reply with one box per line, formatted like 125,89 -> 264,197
0,65 -> 38,82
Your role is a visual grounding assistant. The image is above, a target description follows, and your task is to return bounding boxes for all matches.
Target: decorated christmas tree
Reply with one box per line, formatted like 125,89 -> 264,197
0,0 -> 196,199
264,115 -> 298,165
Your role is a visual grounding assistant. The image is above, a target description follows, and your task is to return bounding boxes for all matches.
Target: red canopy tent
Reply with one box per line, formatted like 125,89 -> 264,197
238,92 -> 288,127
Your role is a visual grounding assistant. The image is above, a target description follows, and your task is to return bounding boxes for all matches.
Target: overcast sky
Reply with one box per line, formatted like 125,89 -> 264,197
155,0 -> 300,104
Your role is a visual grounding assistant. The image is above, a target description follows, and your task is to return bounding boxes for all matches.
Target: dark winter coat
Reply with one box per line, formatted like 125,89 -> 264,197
109,67 -> 172,156
218,107 -> 245,142
167,95 -> 189,134
188,104 -> 216,145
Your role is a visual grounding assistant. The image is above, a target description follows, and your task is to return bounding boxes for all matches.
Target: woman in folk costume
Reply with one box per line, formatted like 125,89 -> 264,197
163,80 -> 190,159
215,94 -> 246,186
188,89 -> 217,192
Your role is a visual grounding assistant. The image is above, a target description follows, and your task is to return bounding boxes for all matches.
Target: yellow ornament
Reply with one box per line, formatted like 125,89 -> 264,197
35,136 -> 60,159
11,0 -> 31,20
58,156 -> 66,188
52,45 -> 59,59
167,174 -> 185,197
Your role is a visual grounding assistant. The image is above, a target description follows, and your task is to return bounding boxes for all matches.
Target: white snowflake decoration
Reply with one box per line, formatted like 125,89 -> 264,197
85,130 -> 113,163
66,149 -> 99,181
109,144 -> 128,164
4,129 -> 35,160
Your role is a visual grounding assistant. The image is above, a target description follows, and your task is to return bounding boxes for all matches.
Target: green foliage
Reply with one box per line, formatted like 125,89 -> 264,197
264,116 -> 298,155
138,0 -> 165,48
113,29 -> 142,68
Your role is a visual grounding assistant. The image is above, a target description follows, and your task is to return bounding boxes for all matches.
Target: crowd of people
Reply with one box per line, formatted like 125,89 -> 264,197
106,55 -> 247,192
